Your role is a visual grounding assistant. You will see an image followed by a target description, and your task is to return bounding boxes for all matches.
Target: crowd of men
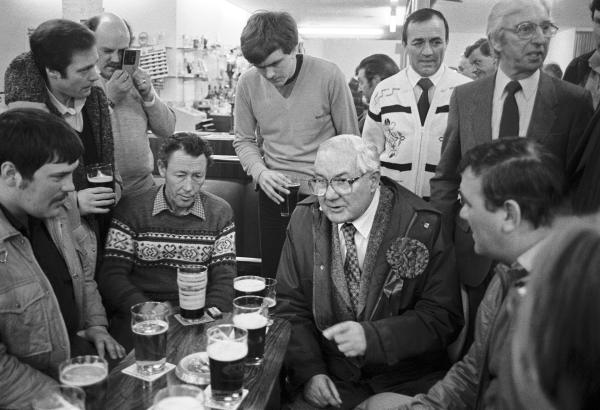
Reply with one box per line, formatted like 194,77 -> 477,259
1,0 -> 600,409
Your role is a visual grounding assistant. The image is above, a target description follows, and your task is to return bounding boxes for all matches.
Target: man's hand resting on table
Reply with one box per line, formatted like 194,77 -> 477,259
81,326 -> 126,360
304,374 -> 342,408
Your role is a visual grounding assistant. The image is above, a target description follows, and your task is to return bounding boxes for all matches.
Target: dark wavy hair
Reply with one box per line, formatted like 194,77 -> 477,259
356,54 -> 400,84
240,11 -> 298,65
159,132 -> 214,167
458,138 -> 566,228
402,8 -> 449,45
0,108 -> 83,180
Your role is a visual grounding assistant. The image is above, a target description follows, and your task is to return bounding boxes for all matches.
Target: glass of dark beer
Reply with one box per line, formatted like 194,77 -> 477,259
86,163 -> 115,209
177,265 -> 208,320
130,301 -> 170,375
232,296 -> 269,365
32,385 -> 85,410
233,275 -> 266,298
59,355 -> 108,410
206,324 -> 248,405
264,278 -> 277,326
280,177 -> 301,217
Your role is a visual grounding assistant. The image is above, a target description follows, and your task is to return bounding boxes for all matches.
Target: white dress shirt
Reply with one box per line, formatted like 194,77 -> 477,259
337,187 -> 381,270
47,88 -> 86,132
406,64 -> 445,107
491,68 -> 540,140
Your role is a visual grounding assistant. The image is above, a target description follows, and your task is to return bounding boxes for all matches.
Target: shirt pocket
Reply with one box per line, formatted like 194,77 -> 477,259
0,280 -> 52,357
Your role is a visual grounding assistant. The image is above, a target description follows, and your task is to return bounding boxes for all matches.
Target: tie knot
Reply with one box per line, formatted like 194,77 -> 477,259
342,222 -> 357,240
505,80 -> 522,96
418,78 -> 433,91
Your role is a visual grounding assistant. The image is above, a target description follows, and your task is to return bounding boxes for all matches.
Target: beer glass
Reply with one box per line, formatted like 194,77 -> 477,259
264,278 -> 277,326
177,265 -> 208,320
32,385 -> 85,410
153,385 -> 205,410
130,301 -> 169,375
59,356 -> 108,410
232,296 -> 269,365
280,177 -> 300,217
233,275 -> 266,298
206,324 -> 248,405
86,163 -> 114,191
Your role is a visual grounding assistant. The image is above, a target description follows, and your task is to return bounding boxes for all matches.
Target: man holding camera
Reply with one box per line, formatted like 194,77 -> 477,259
86,13 -> 176,198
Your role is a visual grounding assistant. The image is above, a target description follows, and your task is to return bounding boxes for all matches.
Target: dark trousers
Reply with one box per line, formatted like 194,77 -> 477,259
258,190 -> 307,278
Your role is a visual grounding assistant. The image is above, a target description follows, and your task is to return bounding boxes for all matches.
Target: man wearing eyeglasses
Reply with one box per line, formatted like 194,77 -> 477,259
430,0 -> 593,351
276,134 -> 462,409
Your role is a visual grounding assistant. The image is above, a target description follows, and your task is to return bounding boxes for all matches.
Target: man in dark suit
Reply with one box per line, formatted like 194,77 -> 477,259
430,0 -> 593,349
276,135 -> 462,409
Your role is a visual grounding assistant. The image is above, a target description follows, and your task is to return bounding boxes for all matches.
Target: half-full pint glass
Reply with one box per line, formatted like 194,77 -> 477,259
207,324 -> 248,405
233,275 -> 265,298
59,356 -> 107,410
130,301 -> 169,375
232,296 -> 269,365
280,177 -> 300,217
153,385 -> 205,410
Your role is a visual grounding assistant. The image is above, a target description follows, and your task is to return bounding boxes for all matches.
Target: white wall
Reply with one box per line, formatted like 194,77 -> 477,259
0,0 -> 62,92
546,28 -> 577,74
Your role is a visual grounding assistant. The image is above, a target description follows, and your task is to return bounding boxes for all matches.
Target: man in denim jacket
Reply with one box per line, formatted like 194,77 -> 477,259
0,108 -> 124,409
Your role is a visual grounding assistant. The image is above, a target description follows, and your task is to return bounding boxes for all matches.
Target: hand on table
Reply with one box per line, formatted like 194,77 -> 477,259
322,321 -> 367,357
82,326 -> 126,360
303,374 -> 342,408
258,170 -> 291,204
77,188 -> 116,216
106,69 -> 133,105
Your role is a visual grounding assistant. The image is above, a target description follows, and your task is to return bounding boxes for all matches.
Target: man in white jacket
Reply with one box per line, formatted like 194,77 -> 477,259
363,8 -> 470,198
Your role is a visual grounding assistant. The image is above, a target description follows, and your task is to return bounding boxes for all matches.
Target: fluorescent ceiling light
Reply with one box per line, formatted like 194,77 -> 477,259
298,27 -> 385,37
389,11 -> 397,33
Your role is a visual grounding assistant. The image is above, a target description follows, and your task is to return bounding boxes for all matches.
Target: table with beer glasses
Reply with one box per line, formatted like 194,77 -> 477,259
105,313 -> 290,409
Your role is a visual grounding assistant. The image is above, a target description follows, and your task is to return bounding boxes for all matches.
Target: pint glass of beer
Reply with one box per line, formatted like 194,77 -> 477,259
130,301 -> 169,375
153,385 -> 205,410
86,163 -> 114,190
32,385 -> 85,410
280,177 -> 301,217
264,278 -> 277,325
59,355 -> 108,410
232,296 -> 269,365
206,324 -> 248,405
233,275 -> 266,298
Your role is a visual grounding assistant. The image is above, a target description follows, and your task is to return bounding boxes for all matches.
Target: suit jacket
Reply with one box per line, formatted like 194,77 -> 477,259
275,178 -> 462,396
563,49 -> 594,87
430,71 -> 593,286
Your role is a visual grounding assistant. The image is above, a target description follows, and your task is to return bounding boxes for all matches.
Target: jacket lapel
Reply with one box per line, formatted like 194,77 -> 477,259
356,187 -> 393,319
526,72 -> 557,141
466,75 -> 495,148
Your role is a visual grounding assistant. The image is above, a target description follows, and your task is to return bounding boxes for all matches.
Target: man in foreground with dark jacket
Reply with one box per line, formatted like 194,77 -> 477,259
276,134 -> 462,409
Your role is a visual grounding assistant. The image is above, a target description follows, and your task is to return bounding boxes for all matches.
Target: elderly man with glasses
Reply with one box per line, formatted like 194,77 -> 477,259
430,0 -> 593,352
275,134 -> 462,410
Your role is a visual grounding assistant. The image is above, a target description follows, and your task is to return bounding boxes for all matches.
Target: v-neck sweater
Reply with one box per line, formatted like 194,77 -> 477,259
233,55 -> 358,193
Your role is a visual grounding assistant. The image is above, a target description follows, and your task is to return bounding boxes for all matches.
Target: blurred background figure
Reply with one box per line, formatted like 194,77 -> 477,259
510,218 -> 600,410
355,54 -> 399,132
466,38 -> 496,79
457,54 -> 476,79
542,62 -> 563,79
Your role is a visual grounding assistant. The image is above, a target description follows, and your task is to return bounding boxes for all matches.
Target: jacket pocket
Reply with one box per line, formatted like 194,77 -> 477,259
72,223 -> 97,278
0,281 -> 52,357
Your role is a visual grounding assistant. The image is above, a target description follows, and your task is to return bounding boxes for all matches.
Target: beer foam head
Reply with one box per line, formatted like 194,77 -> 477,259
233,312 -> 268,330
155,396 -> 204,410
207,340 -> 248,362
87,173 -> 113,183
233,278 -> 265,292
60,363 -> 107,387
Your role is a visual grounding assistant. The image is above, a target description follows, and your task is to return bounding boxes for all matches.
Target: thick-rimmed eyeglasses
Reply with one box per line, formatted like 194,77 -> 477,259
504,21 -> 558,39
308,174 -> 365,196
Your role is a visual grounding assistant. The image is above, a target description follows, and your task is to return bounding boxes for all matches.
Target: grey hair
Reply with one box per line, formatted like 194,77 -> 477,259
486,0 -> 552,57
318,134 -> 380,174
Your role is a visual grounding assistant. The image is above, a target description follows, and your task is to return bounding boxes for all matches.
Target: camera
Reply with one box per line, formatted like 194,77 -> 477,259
121,48 -> 140,74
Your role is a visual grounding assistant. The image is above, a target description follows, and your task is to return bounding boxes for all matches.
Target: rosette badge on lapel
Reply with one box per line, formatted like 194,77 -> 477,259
383,237 -> 429,297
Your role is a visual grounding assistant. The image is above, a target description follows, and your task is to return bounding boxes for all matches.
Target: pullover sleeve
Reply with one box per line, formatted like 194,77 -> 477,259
329,64 -> 359,136
206,212 -> 236,313
145,95 -> 176,138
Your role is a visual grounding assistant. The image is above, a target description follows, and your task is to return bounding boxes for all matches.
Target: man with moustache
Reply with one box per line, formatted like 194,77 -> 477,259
466,38 -> 496,79
0,109 -> 124,409
85,13 -> 176,198
362,8 -> 470,199
276,135 -> 462,409
430,0 -> 593,346
233,11 -> 358,278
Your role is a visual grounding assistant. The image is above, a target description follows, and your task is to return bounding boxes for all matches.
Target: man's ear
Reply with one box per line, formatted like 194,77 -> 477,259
46,67 -> 61,81
0,162 -> 19,187
371,75 -> 382,88
369,171 -> 381,192
157,159 -> 167,178
501,199 -> 521,233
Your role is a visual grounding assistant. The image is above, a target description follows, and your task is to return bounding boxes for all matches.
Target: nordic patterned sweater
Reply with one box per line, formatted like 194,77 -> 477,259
98,185 -> 236,314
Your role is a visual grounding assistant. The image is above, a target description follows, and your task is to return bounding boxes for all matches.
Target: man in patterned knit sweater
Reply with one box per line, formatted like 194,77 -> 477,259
98,133 -> 236,350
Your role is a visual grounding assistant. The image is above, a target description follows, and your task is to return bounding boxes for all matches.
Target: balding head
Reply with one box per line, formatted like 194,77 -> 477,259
86,13 -> 131,79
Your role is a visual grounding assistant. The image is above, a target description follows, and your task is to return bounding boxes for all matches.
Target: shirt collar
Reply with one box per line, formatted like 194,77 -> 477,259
152,184 -> 205,219
46,88 -> 86,116
495,67 -> 540,102
516,236 -> 548,273
337,187 -> 380,240
406,64 -> 445,89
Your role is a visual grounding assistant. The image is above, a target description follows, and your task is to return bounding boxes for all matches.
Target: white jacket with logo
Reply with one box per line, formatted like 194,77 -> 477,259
363,66 -> 470,197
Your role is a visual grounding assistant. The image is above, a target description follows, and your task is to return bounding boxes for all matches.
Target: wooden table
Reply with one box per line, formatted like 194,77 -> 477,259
106,315 -> 291,409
